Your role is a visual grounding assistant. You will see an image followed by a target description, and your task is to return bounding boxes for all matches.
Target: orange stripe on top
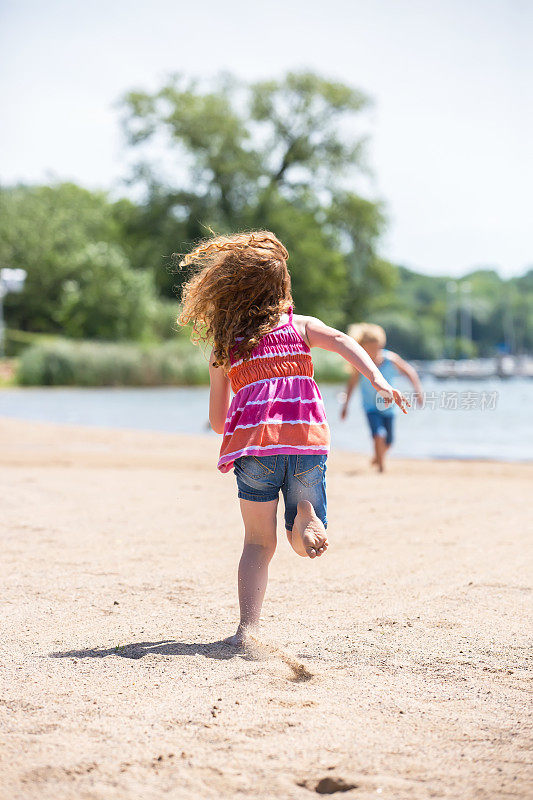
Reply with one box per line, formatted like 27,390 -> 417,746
219,421 -> 330,460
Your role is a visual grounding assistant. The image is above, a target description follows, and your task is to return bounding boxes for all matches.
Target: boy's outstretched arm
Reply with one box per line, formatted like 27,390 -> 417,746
388,351 -> 423,403
303,317 -> 409,414
341,370 -> 359,420
209,348 -> 231,434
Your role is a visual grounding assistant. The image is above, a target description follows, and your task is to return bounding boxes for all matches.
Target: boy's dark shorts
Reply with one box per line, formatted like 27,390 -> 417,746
366,411 -> 394,446
234,453 -> 327,532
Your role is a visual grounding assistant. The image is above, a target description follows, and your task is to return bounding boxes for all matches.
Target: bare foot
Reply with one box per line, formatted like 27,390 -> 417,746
224,624 -> 255,647
291,501 -> 328,558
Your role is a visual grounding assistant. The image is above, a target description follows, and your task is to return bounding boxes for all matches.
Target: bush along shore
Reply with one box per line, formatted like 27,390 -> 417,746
14,338 -> 348,387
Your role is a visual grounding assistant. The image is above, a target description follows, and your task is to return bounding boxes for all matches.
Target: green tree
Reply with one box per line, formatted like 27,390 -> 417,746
120,71 -> 389,323
57,243 -> 155,340
0,183 -> 157,339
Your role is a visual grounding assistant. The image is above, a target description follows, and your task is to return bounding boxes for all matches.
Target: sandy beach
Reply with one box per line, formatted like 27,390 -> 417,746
1,417 -> 531,799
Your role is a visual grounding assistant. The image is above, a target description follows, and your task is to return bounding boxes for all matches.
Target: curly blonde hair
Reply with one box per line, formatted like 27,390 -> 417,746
177,231 -> 293,371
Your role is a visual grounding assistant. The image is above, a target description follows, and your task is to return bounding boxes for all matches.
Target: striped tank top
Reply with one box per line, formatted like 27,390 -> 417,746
217,307 -> 330,472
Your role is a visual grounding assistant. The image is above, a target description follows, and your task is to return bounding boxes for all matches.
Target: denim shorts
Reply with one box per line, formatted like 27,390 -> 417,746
234,453 -> 327,532
366,411 -> 394,445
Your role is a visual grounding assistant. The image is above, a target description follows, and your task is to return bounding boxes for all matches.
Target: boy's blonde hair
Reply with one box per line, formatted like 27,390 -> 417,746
348,322 -> 386,347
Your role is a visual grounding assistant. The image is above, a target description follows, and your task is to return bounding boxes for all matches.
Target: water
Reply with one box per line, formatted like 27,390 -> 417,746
0,378 -> 531,462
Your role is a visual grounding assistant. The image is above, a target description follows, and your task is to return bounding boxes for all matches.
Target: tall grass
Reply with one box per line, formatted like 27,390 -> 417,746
16,337 -> 347,387
17,339 -> 210,387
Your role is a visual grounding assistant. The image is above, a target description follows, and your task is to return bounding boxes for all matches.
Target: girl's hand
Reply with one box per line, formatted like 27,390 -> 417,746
392,388 -> 410,414
373,378 -> 410,414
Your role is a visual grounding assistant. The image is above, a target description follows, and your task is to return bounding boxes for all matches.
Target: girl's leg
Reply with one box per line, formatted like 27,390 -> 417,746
283,456 -> 328,559
287,502 -> 328,558
228,498 -> 278,645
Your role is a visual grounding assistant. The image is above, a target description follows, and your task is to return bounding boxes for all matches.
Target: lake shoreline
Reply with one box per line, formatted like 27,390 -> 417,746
1,377 -> 532,463
1,413 -> 531,465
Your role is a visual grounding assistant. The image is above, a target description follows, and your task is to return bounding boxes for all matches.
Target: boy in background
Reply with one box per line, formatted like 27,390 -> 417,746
340,323 -> 423,472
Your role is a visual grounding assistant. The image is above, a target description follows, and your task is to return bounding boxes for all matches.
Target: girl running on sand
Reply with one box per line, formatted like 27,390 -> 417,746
179,232 -> 408,644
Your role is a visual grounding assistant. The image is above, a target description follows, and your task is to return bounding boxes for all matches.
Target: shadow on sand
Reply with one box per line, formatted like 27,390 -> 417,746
50,639 -> 241,662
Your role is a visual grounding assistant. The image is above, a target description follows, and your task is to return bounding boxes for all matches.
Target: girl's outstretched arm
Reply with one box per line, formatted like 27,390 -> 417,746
301,316 -> 409,414
209,348 -> 231,434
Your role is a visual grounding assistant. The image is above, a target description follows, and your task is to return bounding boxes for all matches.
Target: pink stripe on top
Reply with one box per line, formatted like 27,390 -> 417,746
225,398 -> 327,434
217,308 -> 330,472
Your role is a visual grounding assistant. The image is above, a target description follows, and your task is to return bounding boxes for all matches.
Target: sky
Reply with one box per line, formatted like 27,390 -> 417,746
1,0 -> 531,278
